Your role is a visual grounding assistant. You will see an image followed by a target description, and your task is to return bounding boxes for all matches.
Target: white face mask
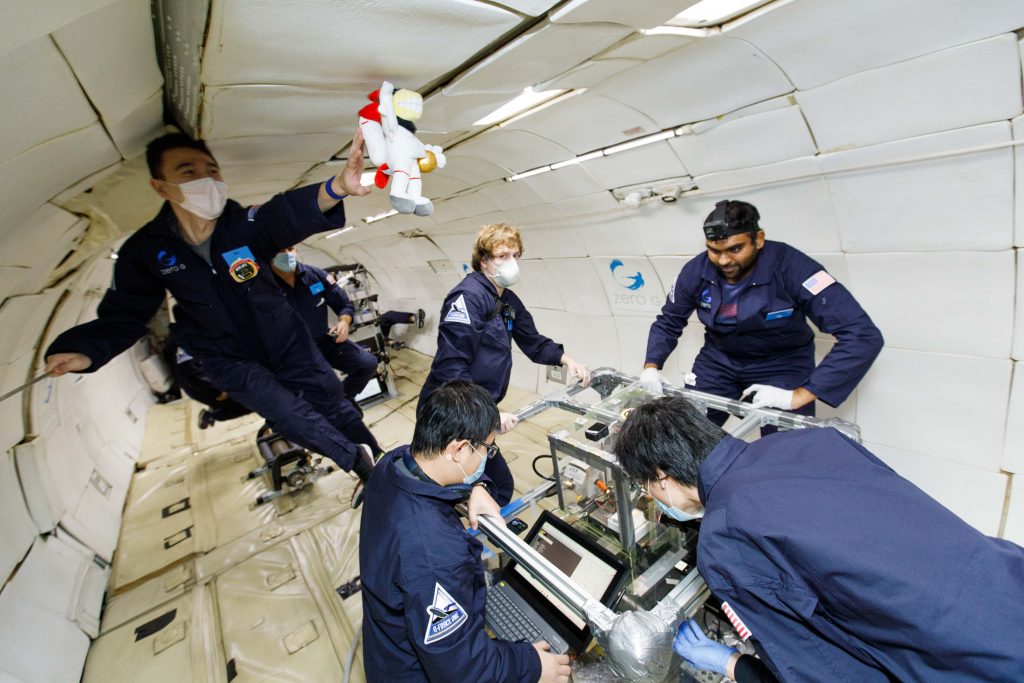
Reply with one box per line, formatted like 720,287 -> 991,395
172,177 -> 228,220
488,258 -> 520,287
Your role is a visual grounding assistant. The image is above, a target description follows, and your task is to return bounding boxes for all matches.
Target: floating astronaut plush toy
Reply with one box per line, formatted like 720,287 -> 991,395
357,81 -> 446,216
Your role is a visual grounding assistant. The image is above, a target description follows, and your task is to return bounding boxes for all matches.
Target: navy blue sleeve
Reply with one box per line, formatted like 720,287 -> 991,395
400,526 -> 541,682
45,238 -> 165,371
645,261 -> 701,367
429,288 -> 492,386
783,252 -> 883,407
508,295 -> 563,366
248,183 -> 346,258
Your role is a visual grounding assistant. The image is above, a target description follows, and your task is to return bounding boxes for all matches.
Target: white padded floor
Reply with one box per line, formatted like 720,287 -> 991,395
83,349 -> 560,682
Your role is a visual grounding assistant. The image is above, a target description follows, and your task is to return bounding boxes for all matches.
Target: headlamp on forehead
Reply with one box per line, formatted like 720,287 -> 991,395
703,200 -> 760,241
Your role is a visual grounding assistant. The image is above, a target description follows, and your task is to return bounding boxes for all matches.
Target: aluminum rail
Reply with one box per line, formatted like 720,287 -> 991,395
475,513 -> 616,630
512,366 -> 861,442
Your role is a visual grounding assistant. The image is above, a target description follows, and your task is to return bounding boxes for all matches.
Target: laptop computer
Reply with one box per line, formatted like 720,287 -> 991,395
485,510 -> 628,654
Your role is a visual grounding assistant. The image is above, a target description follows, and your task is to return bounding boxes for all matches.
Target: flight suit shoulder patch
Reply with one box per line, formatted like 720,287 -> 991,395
444,293 -> 472,325
423,582 -> 468,645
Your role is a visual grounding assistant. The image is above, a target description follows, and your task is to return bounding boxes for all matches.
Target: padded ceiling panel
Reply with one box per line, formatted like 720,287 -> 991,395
797,35 -> 1023,153
0,0 -> 118,59
846,251 -> 1014,359
52,0 -> 163,125
546,257 -> 611,315
513,260 -> 565,311
0,124 -> 120,241
821,123 -> 1013,252
564,213 -> 643,258
475,178 -> 545,211
550,0 -> 699,30
594,36 -> 793,128
515,225 -> 586,259
552,189 -> 620,218
417,91 -> 517,133
201,85 -> 367,139
596,34 -> 694,61
541,58 -> 642,90
445,21 -> 633,95
105,90 -> 164,159
447,191 -> 500,219
441,155 -> 512,187
454,129 -> 574,172
0,38 -> 97,164
670,103 -> 816,177
726,0 -> 1024,90
207,134 -> 347,166
582,143 -> 689,189
521,165 -> 604,203
498,0 -> 559,16
508,94 -> 660,154
0,452 -> 35,586
202,0 -> 520,87
0,204 -> 79,267
220,162 -> 317,187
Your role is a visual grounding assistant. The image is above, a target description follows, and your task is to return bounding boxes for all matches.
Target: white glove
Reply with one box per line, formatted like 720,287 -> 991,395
639,367 -> 665,394
741,384 -> 794,410
499,411 -> 519,434
683,372 -> 697,386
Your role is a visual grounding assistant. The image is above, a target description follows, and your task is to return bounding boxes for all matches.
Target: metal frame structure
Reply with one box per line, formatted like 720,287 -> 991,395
513,367 -> 860,549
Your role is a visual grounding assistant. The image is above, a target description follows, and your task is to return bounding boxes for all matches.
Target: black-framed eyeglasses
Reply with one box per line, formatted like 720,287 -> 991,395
472,441 -> 501,460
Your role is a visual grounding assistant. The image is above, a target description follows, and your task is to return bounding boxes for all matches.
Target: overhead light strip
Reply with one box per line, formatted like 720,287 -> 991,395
325,225 -> 357,239
505,127 -> 682,182
363,209 -> 398,224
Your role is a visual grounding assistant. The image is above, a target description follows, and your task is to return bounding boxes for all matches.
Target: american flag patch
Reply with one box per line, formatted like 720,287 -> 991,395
802,270 -> 836,296
722,602 -> 752,641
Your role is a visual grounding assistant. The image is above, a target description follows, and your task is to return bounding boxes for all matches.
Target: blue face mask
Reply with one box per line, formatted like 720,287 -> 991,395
456,443 -> 488,485
273,252 -> 297,272
654,486 -> 704,522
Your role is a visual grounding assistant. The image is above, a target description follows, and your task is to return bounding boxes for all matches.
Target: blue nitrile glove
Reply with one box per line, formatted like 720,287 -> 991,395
673,618 -> 737,675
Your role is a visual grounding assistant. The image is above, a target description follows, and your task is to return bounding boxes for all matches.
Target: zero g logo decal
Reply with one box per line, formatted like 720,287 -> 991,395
157,250 -> 186,275
609,259 -> 644,290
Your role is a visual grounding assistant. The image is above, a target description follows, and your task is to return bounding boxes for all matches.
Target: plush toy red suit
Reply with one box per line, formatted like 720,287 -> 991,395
358,81 -> 446,216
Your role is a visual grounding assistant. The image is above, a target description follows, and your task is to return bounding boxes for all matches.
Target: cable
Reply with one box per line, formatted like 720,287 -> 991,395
531,454 -> 555,482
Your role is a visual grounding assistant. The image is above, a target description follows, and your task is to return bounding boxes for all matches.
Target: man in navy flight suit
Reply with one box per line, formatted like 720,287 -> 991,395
418,223 -> 591,505
361,380 -> 571,683
641,200 -> 883,423
270,246 -> 379,407
44,131 -> 380,496
614,396 -> 1024,682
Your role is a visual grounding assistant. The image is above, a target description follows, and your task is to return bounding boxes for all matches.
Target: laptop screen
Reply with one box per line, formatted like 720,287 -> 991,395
507,511 -> 627,637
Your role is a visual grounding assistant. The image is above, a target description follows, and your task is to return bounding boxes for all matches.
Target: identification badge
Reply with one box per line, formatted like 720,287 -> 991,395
309,281 -> 325,295
221,246 -> 259,283
698,288 -> 712,310
765,308 -> 793,321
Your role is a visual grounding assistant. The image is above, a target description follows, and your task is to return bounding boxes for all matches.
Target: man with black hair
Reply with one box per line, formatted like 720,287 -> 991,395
360,380 -> 571,683
44,131 -> 381,503
613,396 -> 1024,682
641,200 -> 883,424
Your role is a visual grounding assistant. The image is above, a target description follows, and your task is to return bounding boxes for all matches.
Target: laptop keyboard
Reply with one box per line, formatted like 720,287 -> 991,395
486,587 -> 542,643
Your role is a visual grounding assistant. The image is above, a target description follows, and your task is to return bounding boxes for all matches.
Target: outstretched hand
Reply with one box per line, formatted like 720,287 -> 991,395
335,129 -> 372,197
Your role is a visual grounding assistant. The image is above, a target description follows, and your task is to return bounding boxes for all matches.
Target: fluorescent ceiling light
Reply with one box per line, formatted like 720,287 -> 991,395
667,0 -> 774,27
497,89 -> 585,128
473,88 -> 568,127
508,165 -> 552,181
603,130 -> 677,155
363,209 -> 398,224
326,226 -> 356,239
640,26 -> 708,37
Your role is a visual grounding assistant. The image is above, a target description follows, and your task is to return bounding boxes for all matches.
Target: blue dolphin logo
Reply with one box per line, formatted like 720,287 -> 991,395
610,259 -> 644,291
157,250 -> 177,267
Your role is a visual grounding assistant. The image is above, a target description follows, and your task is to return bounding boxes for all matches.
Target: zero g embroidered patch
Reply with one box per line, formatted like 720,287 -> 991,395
423,583 -> 468,645
802,270 -> 836,296
444,294 -> 472,325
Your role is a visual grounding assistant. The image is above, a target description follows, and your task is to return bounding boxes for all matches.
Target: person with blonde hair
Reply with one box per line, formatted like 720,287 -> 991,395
417,223 -> 590,504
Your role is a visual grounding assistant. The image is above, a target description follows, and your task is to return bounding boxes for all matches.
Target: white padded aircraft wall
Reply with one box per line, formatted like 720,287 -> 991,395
317,2 -> 1024,540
